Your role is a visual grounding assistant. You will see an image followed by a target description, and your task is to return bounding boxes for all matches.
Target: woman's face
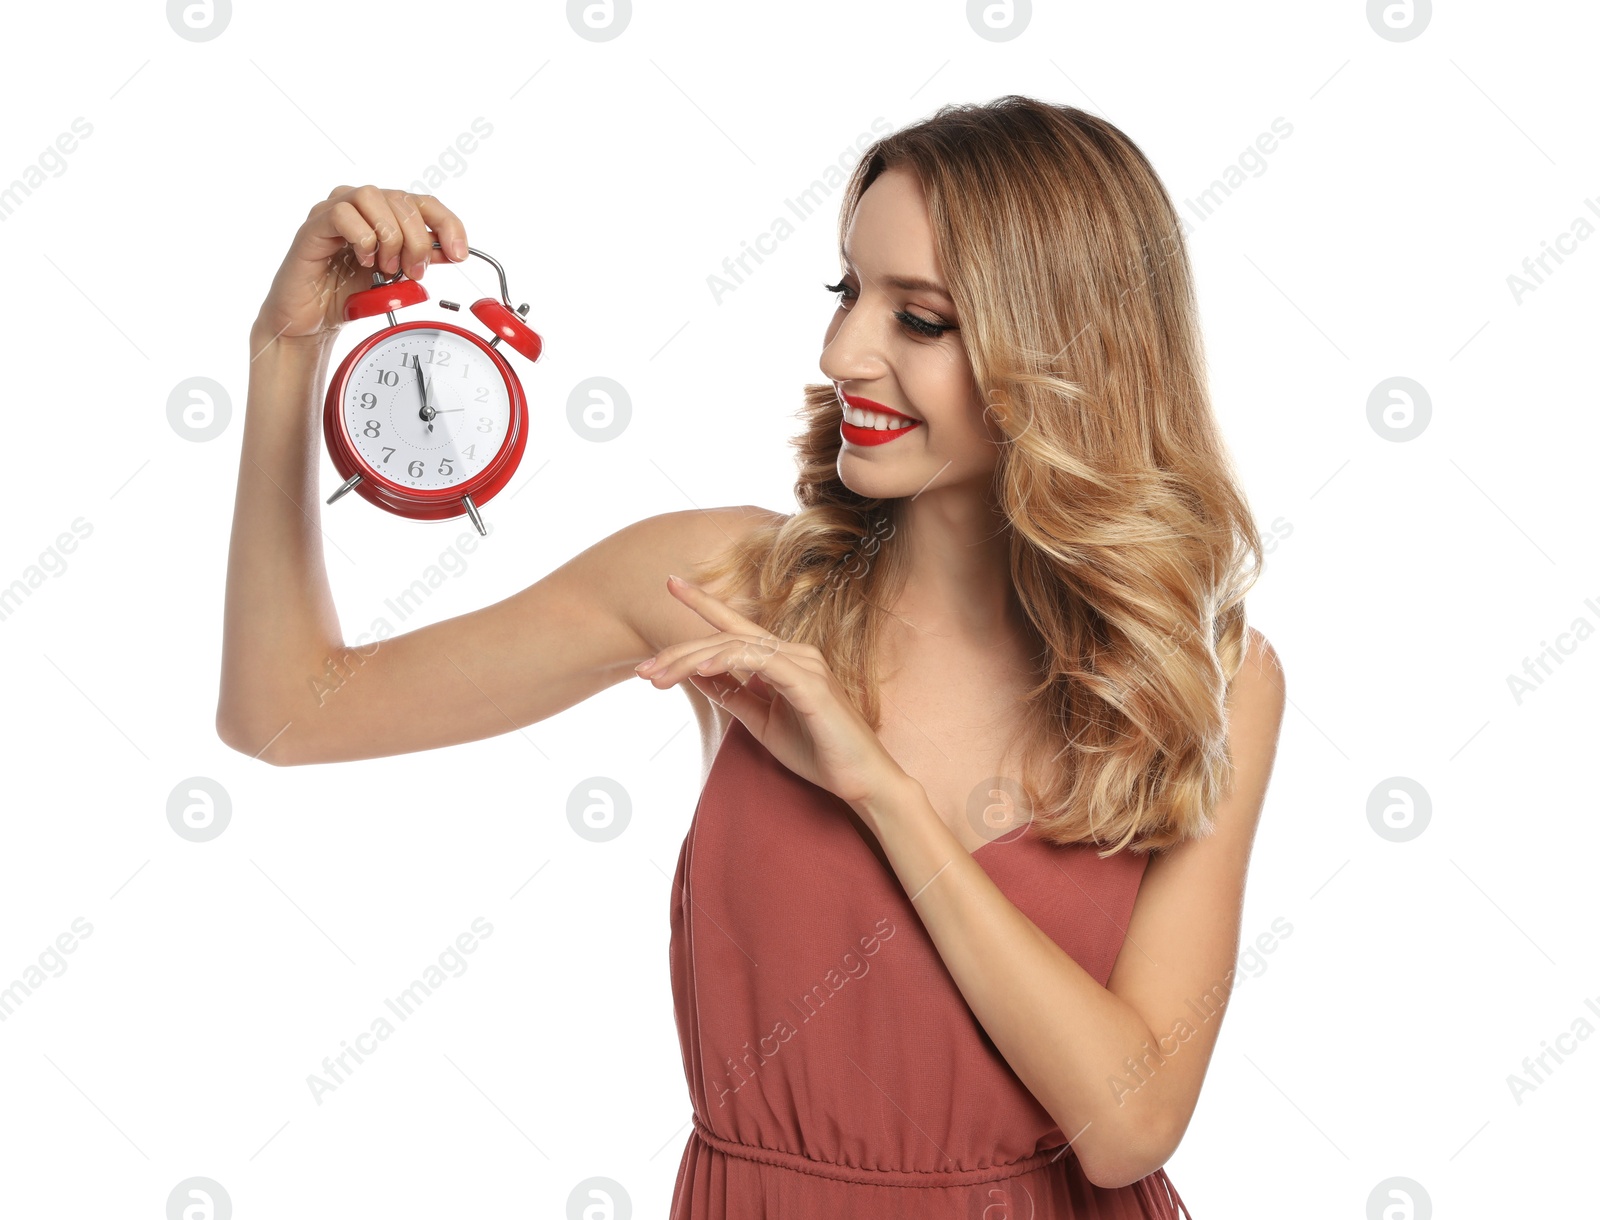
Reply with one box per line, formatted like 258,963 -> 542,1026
820,165 -> 1002,500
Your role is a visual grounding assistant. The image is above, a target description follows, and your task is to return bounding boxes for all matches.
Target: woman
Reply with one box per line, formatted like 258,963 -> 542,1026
221,95 -> 1285,1219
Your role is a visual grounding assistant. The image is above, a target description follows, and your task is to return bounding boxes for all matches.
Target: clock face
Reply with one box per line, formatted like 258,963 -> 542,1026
342,328 -> 512,490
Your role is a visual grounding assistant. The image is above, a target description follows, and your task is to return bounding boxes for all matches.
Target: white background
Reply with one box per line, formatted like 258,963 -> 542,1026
0,1 -> 1593,1216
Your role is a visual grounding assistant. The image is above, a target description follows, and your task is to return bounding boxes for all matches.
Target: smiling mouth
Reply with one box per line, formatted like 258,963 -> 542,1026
839,393 -> 922,446
843,404 -> 919,431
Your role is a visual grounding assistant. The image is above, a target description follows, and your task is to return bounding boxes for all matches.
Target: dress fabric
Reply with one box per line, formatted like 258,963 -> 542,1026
668,717 -> 1195,1219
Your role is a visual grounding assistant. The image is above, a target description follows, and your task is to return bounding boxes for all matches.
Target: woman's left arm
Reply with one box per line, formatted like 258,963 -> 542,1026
853,629 -> 1285,1190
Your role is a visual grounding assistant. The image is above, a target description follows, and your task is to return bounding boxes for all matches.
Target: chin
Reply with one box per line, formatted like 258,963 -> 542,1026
836,453 -> 922,500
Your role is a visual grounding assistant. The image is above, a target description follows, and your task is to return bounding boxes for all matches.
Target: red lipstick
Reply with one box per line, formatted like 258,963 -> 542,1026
839,393 -> 923,447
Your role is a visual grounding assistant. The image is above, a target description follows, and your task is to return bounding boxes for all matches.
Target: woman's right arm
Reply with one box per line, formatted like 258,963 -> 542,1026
216,185 -> 773,766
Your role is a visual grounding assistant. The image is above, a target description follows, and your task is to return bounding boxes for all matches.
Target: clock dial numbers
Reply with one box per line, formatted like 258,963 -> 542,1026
343,329 -> 511,490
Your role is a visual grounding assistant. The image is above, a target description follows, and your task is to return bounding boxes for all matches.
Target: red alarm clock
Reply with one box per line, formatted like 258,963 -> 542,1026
323,241 -> 543,535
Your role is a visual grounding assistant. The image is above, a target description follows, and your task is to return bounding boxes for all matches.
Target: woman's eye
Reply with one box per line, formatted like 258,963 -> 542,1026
898,311 -> 951,338
823,279 -> 952,339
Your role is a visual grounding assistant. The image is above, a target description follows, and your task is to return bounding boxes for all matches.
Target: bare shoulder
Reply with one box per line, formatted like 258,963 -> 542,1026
1214,623 -> 1286,838
620,504 -> 788,654
1232,625 -> 1286,723
1211,625 -> 1285,815
1133,624 -> 1284,879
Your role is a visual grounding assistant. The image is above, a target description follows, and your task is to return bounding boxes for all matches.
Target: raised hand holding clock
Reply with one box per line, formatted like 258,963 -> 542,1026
252,185 -> 544,537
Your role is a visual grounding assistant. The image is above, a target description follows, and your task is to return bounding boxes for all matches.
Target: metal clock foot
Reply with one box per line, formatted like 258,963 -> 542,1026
326,473 -> 363,505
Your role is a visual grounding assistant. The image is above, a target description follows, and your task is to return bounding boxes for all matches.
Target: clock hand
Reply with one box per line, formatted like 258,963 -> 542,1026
411,355 -> 437,431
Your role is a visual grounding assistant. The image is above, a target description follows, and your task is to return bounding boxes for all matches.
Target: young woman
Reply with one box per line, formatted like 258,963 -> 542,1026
220,95 -> 1285,1219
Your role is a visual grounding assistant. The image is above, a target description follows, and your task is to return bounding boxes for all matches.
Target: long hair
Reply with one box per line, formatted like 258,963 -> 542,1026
688,95 -> 1264,855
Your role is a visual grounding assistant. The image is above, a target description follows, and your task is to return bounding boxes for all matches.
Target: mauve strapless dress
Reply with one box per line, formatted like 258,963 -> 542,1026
667,717 -> 1195,1219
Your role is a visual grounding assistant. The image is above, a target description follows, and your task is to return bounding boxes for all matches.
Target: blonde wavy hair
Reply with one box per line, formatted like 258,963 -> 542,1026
688,95 -> 1264,855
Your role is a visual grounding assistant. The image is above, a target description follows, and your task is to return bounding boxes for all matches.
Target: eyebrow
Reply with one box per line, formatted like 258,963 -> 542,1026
841,252 -> 953,301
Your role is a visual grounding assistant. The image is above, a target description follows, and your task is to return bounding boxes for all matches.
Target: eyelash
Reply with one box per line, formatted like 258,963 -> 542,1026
824,279 -> 953,339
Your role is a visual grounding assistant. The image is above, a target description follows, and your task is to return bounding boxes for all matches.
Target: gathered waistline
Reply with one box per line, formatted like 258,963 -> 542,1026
688,1114 -> 1073,1189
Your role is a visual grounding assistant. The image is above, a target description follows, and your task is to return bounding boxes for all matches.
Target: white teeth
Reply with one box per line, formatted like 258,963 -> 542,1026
846,406 -> 915,430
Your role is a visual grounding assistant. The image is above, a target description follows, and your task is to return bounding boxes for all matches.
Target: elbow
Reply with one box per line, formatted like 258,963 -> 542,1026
1072,1114 -> 1181,1192
1081,1154 -> 1166,1193
1080,1148 -> 1172,1193
215,704 -> 298,767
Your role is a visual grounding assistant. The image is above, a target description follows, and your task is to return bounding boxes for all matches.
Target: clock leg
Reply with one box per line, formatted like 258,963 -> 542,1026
461,494 -> 487,537
326,473 -> 363,505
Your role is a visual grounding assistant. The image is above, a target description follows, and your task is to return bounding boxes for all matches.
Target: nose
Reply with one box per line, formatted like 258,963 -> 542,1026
818,300 -> 888,387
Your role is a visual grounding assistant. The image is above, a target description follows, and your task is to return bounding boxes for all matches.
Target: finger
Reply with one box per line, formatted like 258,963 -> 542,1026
644,624 -> 823,682
687,672 -> 771,731
341,184 -> 407,275
310,198 -> 379,268
645,575 -> 830,675
641,636 -> 775,688
666,574 -> 777,642
639,631 -> 736,677
384,189 -> 443,281
679,642 -> 820,711
648,629 -> 779,672
313,186 -> 449,269
409,193 -> 470,263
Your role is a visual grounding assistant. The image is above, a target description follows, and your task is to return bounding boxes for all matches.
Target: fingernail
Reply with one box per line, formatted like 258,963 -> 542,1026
409,261 -> 425,279
667,573 -> 684,587
452,239 -> 468,260
635,658 -> 657,674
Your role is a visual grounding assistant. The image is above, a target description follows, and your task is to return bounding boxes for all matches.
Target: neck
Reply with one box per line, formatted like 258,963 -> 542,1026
883,484 -> 1030,646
